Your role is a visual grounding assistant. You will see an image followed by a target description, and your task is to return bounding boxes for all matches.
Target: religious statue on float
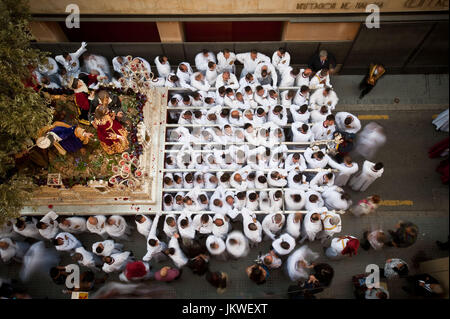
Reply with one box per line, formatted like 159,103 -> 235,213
92,105 -> 129,155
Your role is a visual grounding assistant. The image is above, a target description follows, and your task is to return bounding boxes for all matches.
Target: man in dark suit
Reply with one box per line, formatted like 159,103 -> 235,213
308,50 -> 337,74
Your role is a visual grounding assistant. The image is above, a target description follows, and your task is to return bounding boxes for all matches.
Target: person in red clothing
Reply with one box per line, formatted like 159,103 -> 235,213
71,78 -> 92,125
154,266 -> 181,282
92,105 -> 129,155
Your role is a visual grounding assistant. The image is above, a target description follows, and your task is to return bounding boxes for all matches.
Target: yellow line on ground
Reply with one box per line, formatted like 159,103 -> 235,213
432,114 -> 438,119
357,115 -> 389,120
380,200 -> 414,206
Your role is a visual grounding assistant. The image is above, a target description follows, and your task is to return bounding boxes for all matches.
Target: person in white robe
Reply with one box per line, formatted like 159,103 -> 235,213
105,216 -> 131,241
143,213 -> 167,263
309,68 -> 332,90
36,211 -> 59,240
0,219 -> 20,240
304,190 -> 325,211
55,42 -> 87,77
58,216 -> 87,234
325,235 -> 359,259
272,233 -> 296,257
254,62 -> 278,88
327,156 -> 359,186
259,250 -> 282,269
134,215 -> 152,238
272,48 -> 291,73
205,61 -> 219,86
20,241 -> 60,283
216,71 -> 239,90
322,187 -> 352,211
291,104 -> 311,124
285,213 -> 303,240
239,74 -> 260,92
291,122 -> 314,146
295,68 -> 312,87
217,49 -> 236,73
241,208 -> 262,247
166,234 -> 188,268
154,56 -> 171,78
300,211 -> 324,243
86,215 -> 108,238
53,232 -> 82,252
262,213 -> 285,241
317,211 -> 342,243
176,62 -> 196,91
72,246 -> 102,270
280,90 -> 295,107
195,50 -> 216,74
190,72 -> 211,91
335,112 -> 361,134
309,171 -> 335,193
0,238 -> 29,263
267,169 -> 288,188
304,147 -> 330,169
354,122 -> 386,160
349,161 -> 384,192
287,171 -> 309,191
225,231 -> 249,259
284,190 -> 306,211
293,85 -> 310,107
246,192 -> 260,211
83,53 -> 111,78
92,239 -> 123,257
177,211 -> 196,247
311,115 -> 336,141
212,213 -> 231,240
309,87 -> 338,112
13,217 -> 43,241
267,105 -> 288,126
102,251 -> 133,273
236,50 -> 271,79
163,214 -> 178,238
192,214 -> 213,235
279,67 -> 299,87
285,245 -> 319,282
285,153 -> 307,172
206,235 -> 227,261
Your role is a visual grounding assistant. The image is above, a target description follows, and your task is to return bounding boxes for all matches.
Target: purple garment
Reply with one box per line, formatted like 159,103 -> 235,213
51,125 -> 83,153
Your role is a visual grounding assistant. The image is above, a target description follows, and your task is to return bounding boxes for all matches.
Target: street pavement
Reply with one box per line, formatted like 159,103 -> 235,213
0,74 -> 448,299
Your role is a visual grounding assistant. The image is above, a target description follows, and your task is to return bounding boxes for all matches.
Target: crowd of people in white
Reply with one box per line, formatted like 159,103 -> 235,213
1,43 -> 390,293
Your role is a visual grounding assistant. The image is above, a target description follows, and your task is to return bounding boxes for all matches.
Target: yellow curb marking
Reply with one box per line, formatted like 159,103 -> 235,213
357,115 -> 389,120
380,200 -> 414,206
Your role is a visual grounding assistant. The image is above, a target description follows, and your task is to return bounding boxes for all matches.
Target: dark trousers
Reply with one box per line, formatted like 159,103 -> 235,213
359,77 -> 375,98
360,231 -> 372,250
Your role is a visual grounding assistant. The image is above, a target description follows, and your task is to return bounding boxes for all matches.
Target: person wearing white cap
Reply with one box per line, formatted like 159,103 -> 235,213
166,233 -> 188,268
195,49 -> 216,74
105,216 -> 131,241
272,233 -> 296,257
58,216 -> 87,234
163,214 -> 178,238
92,239 -> 123,257
226,231 -> 249,259
327,155 -> 359,187
143,213 -> 167,263
177,211 -> 196,247
241,208 -> 262,247
154,55 -> 171,78
13,217 -> 43,241
86,215 -> 108,238
0,238 -> 30,263
36,211 -> 59,240
53,232 -> 82,252
134,215 -> 152,238
71,246 -> 102,270
102,251 -> 134,273
192,214 -> 214,235
206,235 -> 227,261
